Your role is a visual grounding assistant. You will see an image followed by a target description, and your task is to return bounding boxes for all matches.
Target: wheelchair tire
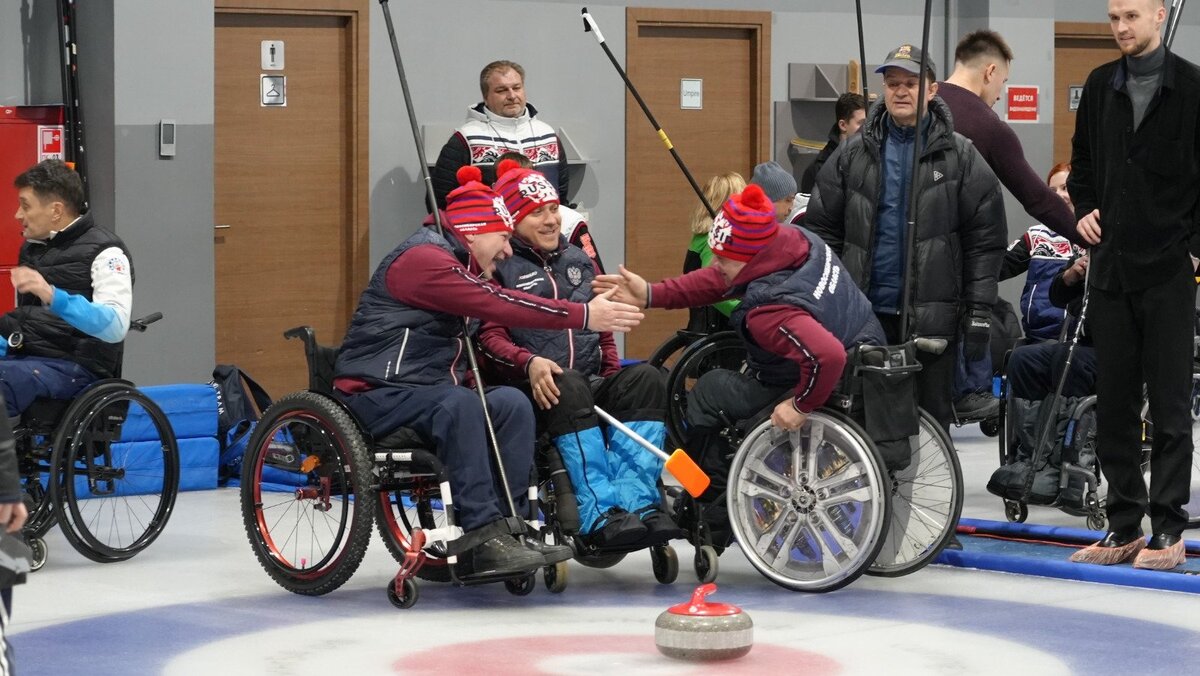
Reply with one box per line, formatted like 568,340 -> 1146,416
650,544 -> 679,584
544,560 -> 568,594
50,382 -> 180,563
867,410 -> 963,577
694,544 -> 719,584
21,479 -> 56,540
241,391 -> 374,596
727,410 -> 890,593
378,487 -> 452,583
664,331 -> 745,450
647,331 -> 696,372
387,577 -> 419,609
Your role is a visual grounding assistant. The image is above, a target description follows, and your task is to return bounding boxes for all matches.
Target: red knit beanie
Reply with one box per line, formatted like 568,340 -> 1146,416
708,184 -> 778,262
492,159 -> 560,224
446,166 -> 515,235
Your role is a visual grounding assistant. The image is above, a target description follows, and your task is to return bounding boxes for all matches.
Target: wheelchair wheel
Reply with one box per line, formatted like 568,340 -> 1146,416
505,573 -> 536,596
544,560 -> 569,594
28,536 -> 47,572
21,478 -> 56,540
241,391 -> 374,595
49,382 -> 180,563
868,410 -> 963,577
727,410 -> 890,593
664,331 -> 746,449
694,544 -> 719,584
387,577 -> 419,609
650,544 -> 679,584
378,483 -> 452,583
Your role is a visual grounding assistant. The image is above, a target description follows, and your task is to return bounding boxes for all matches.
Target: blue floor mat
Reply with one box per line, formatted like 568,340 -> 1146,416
936,518 -> 1200,593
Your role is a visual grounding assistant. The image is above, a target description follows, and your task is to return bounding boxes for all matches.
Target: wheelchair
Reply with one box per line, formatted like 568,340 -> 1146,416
994,344 -> 1200,531
535,435 -> 680,587
663,331 -> 963,592
18,312 -> 179,571
239,327 -> 566,609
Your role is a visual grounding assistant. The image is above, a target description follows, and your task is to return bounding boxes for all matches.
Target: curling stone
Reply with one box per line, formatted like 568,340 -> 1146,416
655,583 -> 753,662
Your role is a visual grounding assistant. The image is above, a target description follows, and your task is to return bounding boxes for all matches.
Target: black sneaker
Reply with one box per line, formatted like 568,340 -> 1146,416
954,392 -> 1000,420
471,536 -> 545,574
524,538 -> 574,564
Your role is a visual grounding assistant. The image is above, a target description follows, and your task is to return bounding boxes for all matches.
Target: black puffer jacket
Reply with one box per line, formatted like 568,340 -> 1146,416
805,96 -> 1007,340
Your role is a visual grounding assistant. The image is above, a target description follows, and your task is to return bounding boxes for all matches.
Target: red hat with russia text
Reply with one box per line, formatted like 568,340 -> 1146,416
492,159 -> 560,224
446,165 -> 515,236
707,184 -> 778,262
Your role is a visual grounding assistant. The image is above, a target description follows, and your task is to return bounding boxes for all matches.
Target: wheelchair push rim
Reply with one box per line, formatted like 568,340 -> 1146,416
727,410 -> 890,593
50,383 -> 180,562
241,392 -> 374,595
867,410 -> 963,577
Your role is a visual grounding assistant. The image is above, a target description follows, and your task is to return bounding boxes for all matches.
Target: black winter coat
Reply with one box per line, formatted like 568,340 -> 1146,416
805,96 -> 1007,340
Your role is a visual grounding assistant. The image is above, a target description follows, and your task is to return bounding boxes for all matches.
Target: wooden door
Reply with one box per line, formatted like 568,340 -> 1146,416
215,1 -> 368,397
1054,22 -> 1121,167
624,9 -> 771,359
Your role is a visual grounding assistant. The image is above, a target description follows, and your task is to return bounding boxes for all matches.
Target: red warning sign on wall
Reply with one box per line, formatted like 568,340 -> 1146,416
38,125 -> 64,161
1006,86 -> 1039,123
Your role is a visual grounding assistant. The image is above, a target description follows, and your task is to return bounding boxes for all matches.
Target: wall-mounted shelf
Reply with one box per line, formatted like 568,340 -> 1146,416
776,62 -> 877,184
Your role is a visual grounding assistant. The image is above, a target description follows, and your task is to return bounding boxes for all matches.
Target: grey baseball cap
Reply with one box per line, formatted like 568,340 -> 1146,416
875,43 -> 937,79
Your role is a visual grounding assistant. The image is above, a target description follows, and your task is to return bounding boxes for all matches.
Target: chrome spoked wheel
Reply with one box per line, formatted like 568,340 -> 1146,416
727,410 -> 889,593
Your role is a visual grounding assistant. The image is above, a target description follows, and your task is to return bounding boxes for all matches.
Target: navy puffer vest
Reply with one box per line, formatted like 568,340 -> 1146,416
492,236 -> 601,376
335,228 -> 479,387
731,227 -> 885,387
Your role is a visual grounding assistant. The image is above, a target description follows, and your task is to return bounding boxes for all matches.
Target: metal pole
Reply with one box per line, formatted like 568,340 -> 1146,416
855,0 -> 870,102
378,0 -> 520,521
582,8 -> 716,218
1165,0 -> 1187,48
900,0 -> 936,339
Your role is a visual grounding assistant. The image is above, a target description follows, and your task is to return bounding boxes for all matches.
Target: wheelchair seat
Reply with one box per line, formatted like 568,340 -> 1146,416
375,426 -> 429,449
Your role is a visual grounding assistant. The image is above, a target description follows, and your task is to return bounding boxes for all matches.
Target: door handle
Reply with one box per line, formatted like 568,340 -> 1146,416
214,224 -> 231,230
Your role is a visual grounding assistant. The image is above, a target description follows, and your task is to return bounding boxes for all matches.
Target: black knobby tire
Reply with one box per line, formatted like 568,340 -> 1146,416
241,392 -> 375,595
51,382 -> 180,563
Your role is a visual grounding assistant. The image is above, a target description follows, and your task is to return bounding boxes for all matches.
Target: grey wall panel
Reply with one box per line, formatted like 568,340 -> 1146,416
0,0 -> 61,105
16,0 -> 1198,384
113,0 -> 214,126
114,123 -> 216,386
74,1 -> 116,233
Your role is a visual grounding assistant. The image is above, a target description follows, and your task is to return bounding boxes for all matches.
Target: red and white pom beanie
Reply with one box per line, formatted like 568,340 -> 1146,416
707,184 -> 779,262
492,159 -> 560,224
446,165 -> 515,236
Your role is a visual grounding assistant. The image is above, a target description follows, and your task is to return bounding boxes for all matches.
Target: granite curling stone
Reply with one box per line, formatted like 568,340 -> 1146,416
655,583 -> 753,661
